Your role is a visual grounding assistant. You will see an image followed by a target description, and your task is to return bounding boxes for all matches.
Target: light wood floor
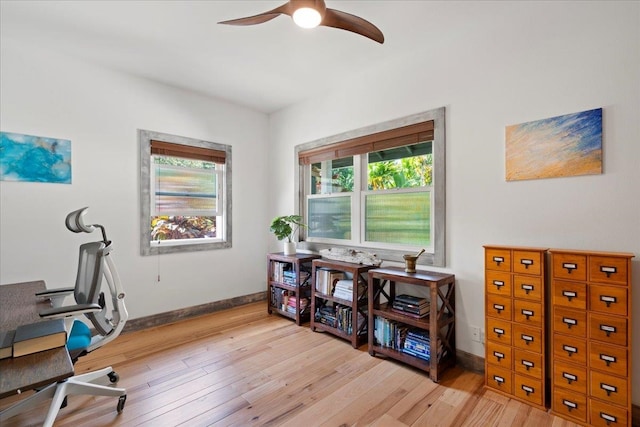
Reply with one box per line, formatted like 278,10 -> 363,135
0,302 -> 582,427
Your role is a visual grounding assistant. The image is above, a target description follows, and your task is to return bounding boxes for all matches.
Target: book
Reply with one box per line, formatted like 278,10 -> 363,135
394,294 -> 428,306
12,318 -> 67,357
0,330 -> 15,359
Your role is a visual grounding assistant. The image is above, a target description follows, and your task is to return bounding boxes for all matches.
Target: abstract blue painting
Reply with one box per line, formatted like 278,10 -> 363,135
505,108 -> 602,181
0,131 -> 72,184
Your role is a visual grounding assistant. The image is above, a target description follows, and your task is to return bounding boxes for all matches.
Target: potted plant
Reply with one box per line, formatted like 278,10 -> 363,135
270,215 -> 307,255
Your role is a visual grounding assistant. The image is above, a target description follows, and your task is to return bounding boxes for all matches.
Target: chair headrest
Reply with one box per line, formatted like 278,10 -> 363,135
66,207 -> 96,234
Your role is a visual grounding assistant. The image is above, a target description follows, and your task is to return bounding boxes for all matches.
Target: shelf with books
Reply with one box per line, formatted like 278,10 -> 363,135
368,267 -> 456,382
310,258 -> 378,348
267,252 -> 321,325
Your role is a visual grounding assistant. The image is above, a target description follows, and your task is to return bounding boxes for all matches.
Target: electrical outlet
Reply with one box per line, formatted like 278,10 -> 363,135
471,326 -> 481,342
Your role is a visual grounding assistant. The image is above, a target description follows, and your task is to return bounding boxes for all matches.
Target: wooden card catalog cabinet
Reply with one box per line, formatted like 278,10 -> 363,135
484,245 -> 548,410
550,249 -> 634,426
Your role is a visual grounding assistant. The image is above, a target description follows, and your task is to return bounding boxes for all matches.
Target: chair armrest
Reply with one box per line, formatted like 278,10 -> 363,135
35,287 -> 75,298
40,303 -> 102,318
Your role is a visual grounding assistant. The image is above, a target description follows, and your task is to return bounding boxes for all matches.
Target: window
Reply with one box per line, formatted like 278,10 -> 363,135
296,107 -> 445,266
139,130 -> 232,255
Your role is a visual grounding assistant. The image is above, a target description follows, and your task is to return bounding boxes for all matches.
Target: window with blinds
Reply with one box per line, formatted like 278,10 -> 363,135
139,130 -> 232,255
295,107 -> 445,266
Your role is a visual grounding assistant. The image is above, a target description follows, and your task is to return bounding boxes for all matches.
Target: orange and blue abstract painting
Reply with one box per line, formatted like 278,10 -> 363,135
0,132 -> 72,184
505,108 -> 602,181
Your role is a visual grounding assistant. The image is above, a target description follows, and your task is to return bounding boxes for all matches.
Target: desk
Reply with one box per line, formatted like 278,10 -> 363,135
0,281 -> 74,399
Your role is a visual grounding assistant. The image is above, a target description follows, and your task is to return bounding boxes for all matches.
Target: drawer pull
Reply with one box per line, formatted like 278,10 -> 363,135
521,284 -> 534,294
493,304 -> 505,313
493,375 -> 505,385
562,317 -> 577,328
562,372 -> 577,384
600,383 -> 618,396
600,266 -> 617,278
562,263 -> 578,273
563,345 -> 577,356
521,334 -> 534,345
521,309 -> 534,319
493,328 -> 505,336
520,259 -> 533,269
563,399 -> 578,411
493,280 -> 505,289
521,360 -> 534,370
600,295 -> 617,307
493,351 -> 505,361
600,353 -> 617,366
521,384 -> 534,395
562,290 -> 577,301
600,324 -> 617,337
600,412 -> 617,424
492,256 -> 504,265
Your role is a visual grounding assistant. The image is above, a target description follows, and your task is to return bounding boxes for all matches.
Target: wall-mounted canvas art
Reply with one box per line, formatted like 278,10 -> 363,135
0,131 -> 72,184
505,108 -> 602,181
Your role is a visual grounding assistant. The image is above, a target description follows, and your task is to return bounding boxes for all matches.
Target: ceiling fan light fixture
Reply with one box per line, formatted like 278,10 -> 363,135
292,7 -> 322,28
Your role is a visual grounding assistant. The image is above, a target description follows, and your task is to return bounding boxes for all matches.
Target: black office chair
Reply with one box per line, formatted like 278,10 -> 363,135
0,207 -> 128,427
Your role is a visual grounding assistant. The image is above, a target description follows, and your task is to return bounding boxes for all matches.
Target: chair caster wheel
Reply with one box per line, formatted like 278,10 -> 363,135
108,371 -> 119,383
117,395 -> 126,413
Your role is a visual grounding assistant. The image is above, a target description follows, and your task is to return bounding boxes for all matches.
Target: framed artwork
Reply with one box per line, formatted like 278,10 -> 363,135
0,131 -> 72,184
505,108 -> 602,181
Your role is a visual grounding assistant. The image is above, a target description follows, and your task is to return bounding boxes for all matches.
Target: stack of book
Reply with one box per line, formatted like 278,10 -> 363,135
402,329 -> 444,362
315,269 -> 344,295
0,318 -> 67,359
315,306 -> 337,327
285,296 -> 309,314
281,270 -> 310,286
391,294 -> 430,318
332,279 -> 366,301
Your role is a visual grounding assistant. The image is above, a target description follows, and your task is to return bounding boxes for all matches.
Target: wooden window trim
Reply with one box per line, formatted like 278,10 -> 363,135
151,140 -> 226,164
298,121 -> 434,165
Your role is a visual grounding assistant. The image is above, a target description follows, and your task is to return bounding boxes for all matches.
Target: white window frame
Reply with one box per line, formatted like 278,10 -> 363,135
139,129 -> 232,255
295,107 -> 445,267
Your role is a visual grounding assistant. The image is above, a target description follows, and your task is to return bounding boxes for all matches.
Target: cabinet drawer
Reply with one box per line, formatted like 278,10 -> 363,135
513,299 -> 542,327
486,341 -> 513,370
514,349 -> 542,379
487,318 -> 512,345
513,250 -> 543,276
552,280 -> 587,310
512,324 -> 542,353
486,295 -> 512,321
553,333 -> 587,365
514,374 -> 543,407
486,364 -> 512,395
513,275 -> 542,301
486,271 -> 512,297
553,306 -> 586,337
589,398 -> 628,427
589,313 -> 627,346
553,360 -> 587,394
589,284 -> 628,316
589,256 -> 629,286
590,370 -> 628,406
553,387 -> 587,423
589,341 -> 627,377
553,253 -> 587,281
485,248 -> 511,272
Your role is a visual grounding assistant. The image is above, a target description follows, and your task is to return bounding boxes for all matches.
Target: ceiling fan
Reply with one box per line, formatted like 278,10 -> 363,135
218,0 -> 384,44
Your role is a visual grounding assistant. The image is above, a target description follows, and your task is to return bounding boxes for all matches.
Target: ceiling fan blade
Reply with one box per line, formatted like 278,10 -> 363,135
321,8 -> 384,44
218,3 -> 292,26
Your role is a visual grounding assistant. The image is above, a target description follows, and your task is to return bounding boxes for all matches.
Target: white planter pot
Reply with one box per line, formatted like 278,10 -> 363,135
283,241 -> 296,256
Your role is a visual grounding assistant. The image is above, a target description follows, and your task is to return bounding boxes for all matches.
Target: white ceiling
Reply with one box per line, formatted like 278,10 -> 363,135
0,1 -> 493,114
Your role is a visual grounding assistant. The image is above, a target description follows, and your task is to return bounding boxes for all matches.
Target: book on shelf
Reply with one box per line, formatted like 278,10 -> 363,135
12,318 -> 67,357
394,294 -> 428,306
332,279 -> 366,302
315,269 -> 344,295
0,330 -> 15,359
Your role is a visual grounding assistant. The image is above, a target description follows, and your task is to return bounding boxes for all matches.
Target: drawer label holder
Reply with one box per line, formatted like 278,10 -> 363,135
563,345 -> 577,356
493,375 -> 505,385
492,256 -> 504,266
562,372 -> 577,384
521,309 -> 534,319
520,259 -> 533,269
521,334 -> 534,345
521,360 -> 534,370
563,400 -> 578,411
521,284 -> 534,294
562,263 -> 578,273
600,383 -> 618,396
600,324 -> 617,337
600,295 -> 617,307
562,317 -> 577,329
600,412 -> 617,424
600,353 -> 617,366
521,384 -> 534,395
493,304 -> 504,313
493,351 -> 505,361
562,290 -> 577,301
600,266 -> 617,278
493,280 -> 504,289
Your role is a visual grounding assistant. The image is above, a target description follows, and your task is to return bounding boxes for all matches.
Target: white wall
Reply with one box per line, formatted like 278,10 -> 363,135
0,38 -> 270,319
269,1 -> 640,404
